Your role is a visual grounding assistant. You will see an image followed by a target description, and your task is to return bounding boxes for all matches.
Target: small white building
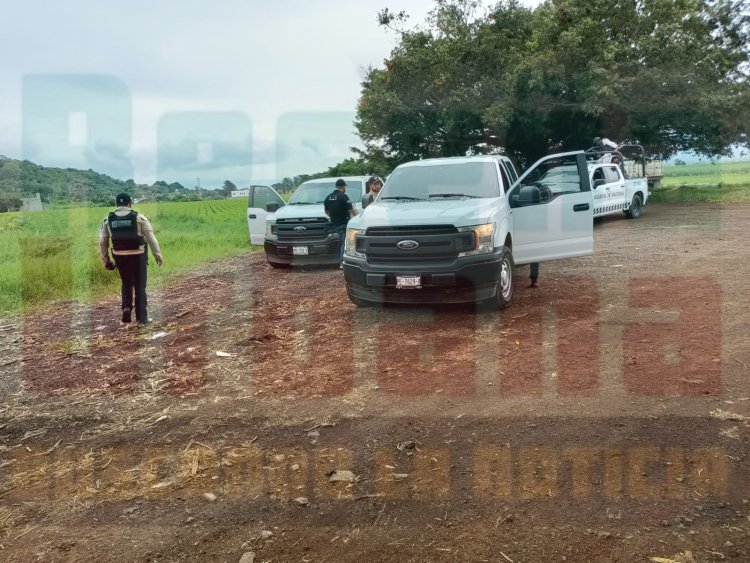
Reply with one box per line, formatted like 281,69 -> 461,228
230,188 -> 250,199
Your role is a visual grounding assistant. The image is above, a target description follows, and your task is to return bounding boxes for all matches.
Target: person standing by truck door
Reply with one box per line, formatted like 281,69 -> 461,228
99,192 -> 164,324
529,263 -> 539,288
362,176 -> 383,208
324,179 -> 358,267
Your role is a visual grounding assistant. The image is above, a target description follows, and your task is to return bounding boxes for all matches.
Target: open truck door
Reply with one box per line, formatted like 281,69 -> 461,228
508,152 -> 594,264
247,185 -> 285,245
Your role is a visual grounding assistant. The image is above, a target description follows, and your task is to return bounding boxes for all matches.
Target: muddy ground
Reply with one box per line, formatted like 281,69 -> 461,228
1,202 -> 750,562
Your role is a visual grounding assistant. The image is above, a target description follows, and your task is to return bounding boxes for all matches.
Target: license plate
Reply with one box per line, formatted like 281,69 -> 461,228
292,246 -> 309,256
396,275 -> 421,289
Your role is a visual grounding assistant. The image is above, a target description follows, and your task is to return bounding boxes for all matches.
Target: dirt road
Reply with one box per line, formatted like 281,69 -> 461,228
1,202 -> 750,562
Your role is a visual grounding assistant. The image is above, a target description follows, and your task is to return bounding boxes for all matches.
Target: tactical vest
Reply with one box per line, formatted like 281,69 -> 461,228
108,210 -> 145,251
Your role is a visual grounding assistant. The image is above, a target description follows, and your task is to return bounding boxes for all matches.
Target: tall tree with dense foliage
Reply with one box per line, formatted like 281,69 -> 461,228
357,0 -> 750,166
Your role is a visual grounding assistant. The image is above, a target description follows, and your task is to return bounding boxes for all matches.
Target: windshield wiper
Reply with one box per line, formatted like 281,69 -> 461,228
428,193 -> 479,199
289,202 -> 317,205
380,196 -> 424,201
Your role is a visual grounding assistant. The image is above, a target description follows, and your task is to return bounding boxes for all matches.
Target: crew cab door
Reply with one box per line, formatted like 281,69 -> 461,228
247,185 -> 285,244
507,152 -> 593,264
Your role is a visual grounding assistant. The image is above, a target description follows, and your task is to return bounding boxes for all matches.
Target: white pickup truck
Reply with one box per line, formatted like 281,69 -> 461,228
343,152 -> 594,308
259,176 -> 367,267
589,161 -> 648,219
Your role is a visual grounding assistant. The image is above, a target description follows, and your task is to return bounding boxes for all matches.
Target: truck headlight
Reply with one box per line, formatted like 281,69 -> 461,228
265,220 -> 276,239
345,228 -> 365,258
458,223 -> 495,256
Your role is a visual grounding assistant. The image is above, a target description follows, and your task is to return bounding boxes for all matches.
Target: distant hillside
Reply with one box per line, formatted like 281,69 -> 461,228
0,155 -> 226,212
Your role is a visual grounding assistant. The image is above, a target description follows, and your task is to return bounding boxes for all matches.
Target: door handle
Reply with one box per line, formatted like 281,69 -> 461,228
248,214 -> 257,219
573,203 -> 590,211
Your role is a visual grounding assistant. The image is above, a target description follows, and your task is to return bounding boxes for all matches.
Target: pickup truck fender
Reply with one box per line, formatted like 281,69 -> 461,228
495,215 -> 513,252
624,178 -> 649,205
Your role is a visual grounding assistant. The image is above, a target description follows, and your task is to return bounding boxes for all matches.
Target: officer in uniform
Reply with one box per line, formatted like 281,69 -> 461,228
324,179 -> 358,267
99,192 -> 163,324
362,175 -> 383,209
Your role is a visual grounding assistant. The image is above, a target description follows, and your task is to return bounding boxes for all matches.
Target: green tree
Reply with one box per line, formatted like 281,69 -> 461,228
0,195 -> 22,212
324,157 -> 390,177
358,0 -> 750,166
222,179 -> 237,197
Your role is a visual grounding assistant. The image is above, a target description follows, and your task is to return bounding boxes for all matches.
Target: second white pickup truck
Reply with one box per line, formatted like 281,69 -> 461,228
534,158 -> 649,220
589,161 -> 648,219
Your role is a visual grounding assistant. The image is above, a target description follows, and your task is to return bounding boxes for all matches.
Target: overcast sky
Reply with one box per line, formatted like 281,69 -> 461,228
0,0 -> 539,188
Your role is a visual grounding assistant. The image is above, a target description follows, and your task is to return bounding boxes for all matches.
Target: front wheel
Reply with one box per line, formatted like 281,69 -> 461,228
626,194 -> 642,219
484,246 -> 514,310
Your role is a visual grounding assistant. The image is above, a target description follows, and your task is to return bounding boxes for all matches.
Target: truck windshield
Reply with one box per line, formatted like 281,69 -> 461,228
382,162 -> 500,200
288,181 -> 363,204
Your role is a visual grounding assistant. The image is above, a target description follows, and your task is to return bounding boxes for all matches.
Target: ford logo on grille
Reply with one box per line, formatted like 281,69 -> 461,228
396,239 -> 419,250
293,226 -> 307,232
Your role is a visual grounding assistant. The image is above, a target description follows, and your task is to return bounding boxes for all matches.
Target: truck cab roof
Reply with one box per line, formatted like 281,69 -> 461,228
396,155 -> 513,168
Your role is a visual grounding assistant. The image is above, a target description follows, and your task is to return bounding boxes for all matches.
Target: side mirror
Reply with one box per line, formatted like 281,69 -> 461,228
516,185 -> 541,206
266,202 -> 281,212
592,179 -> 606,189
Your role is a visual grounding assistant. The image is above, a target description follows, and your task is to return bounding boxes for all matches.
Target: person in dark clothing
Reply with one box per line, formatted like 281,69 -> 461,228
324,179 -> 358,266
99,192 -> 163,324
529,262 -> 539,288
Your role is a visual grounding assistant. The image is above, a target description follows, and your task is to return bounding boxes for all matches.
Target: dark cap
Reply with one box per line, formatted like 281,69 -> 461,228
335,179 -> 347,188
367,175 -> 383,186
116,192 -> 132,206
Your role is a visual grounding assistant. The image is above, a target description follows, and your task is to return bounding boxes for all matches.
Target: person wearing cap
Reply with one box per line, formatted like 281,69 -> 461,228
324,179 -> 358,266
362,176 -> 383,209
99,192 -> 164,324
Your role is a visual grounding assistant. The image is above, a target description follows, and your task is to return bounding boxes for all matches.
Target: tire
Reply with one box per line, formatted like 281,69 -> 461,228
626,194 -> 642,219
484,246 -> 514,310
346,283 -> 372,307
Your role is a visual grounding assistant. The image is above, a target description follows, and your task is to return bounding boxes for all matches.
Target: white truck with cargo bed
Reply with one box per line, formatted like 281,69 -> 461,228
534,158 -> 649,219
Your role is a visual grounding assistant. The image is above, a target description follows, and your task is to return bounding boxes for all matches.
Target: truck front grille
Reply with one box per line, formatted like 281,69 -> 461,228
361,224 -> 472,265
276,217 -> 333,241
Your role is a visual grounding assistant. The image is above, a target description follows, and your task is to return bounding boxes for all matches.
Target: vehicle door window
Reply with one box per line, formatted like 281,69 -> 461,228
497,162 -> 511,193
592,168 -> 605,183
509,154 -> 585,207
503,160 -> 518,184
604,166 -> 621,184
251,186 -> 284,209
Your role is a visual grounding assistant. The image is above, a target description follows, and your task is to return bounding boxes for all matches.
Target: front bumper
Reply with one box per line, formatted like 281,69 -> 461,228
343,251 -> 503,305
264,237 -> 341,266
